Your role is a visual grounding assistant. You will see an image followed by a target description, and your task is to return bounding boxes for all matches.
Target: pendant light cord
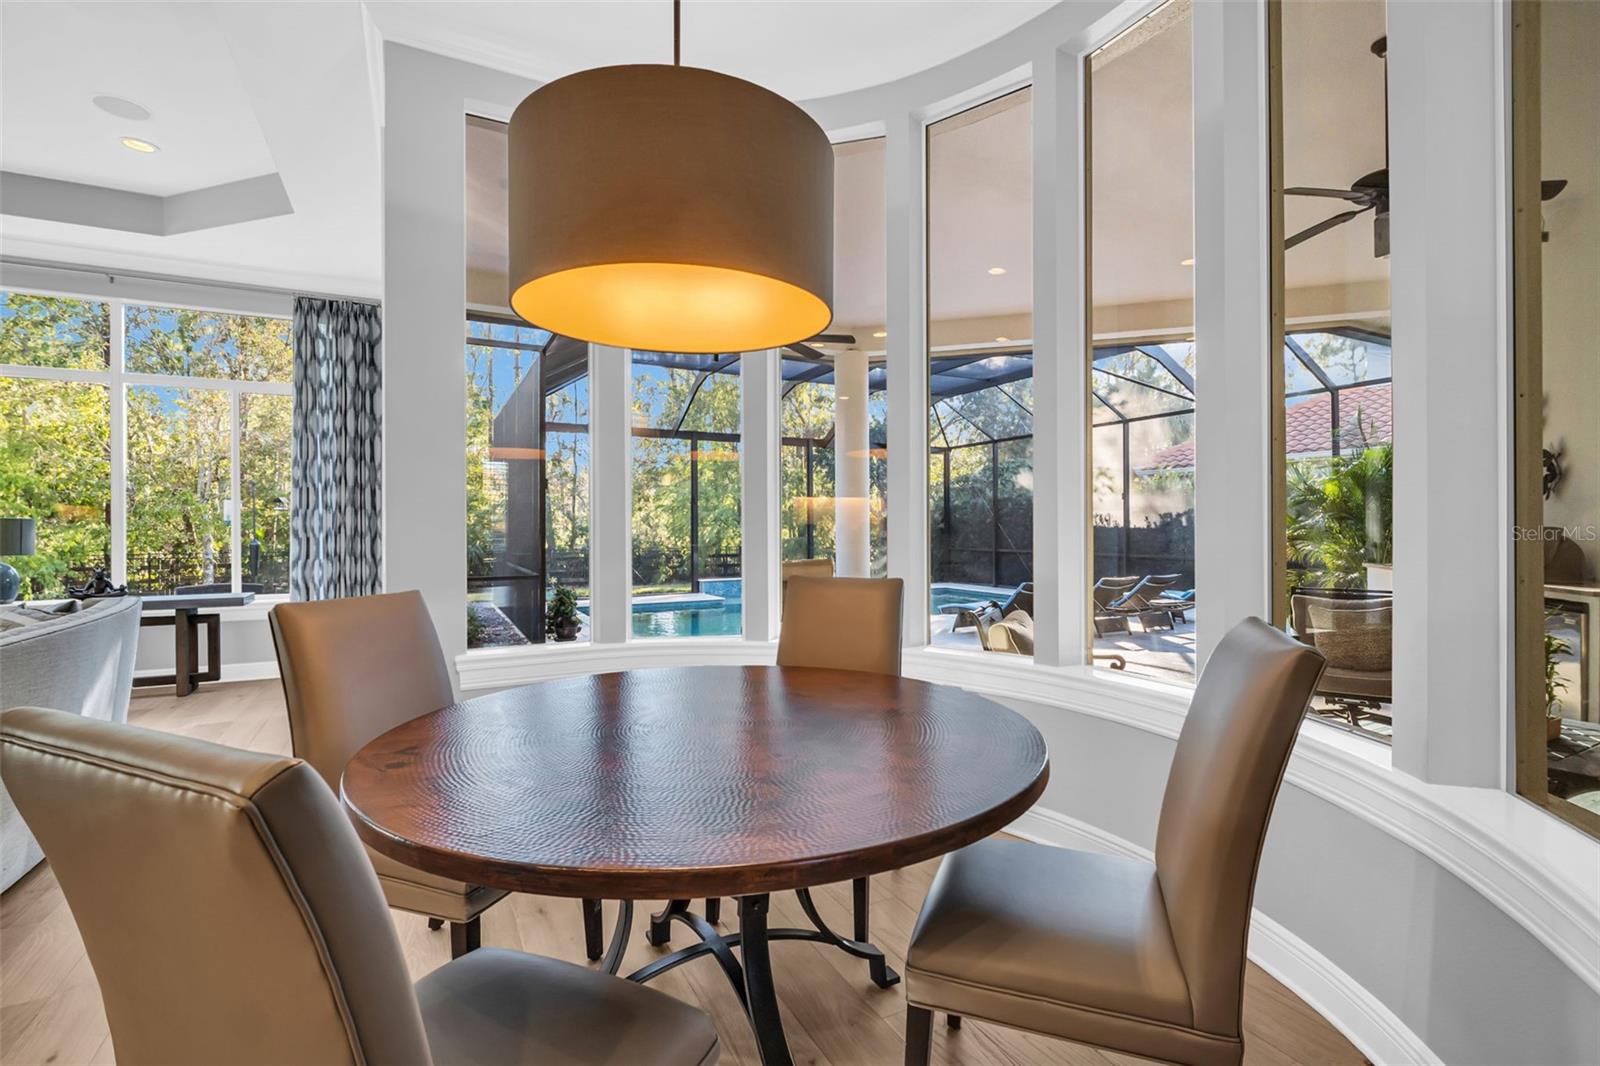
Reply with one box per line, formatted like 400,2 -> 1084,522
673,0 -> 681,65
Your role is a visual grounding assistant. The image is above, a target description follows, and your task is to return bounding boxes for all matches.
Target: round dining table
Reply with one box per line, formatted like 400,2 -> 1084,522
342,664 -> 1049,1066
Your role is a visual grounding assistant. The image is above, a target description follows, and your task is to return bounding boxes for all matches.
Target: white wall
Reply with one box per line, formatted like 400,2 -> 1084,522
381,44 -> 535,683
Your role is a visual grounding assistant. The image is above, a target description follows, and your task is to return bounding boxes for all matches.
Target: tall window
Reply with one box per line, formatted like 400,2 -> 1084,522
464,317 -> 591,648
0,290 -> 292,600
927,88 -> 1035,654
631,352 -> 743,638
779,136 -> 889,578
1513,0 -> 1600,836
1273,0 -> 1395,740
1088,0 -> 1197,683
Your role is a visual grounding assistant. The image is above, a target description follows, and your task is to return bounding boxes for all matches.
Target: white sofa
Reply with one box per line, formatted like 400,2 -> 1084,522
1,595 -> 141,891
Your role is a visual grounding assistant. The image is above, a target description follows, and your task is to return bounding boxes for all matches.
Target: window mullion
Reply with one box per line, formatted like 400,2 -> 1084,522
109,300 -> 127,586
230,388 -> 243,595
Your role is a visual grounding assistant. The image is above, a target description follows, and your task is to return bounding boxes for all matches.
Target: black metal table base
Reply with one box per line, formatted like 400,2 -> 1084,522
603,890 -> 900,1066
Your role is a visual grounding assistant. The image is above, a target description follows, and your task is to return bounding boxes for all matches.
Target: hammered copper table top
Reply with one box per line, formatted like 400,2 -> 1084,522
341,665 -> 1049,899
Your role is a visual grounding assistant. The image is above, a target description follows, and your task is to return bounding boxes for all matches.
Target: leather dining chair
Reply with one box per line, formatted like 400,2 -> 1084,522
771,575 -> 904,942
269,591 -> 512,958
777,574 -> 904,676
902,617 -> 1325,1066
0,706 -> 720,1066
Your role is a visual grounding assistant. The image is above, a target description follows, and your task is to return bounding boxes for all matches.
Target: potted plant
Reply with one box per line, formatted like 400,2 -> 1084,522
1545,628 -> 1571,742
546,582 -> 582,642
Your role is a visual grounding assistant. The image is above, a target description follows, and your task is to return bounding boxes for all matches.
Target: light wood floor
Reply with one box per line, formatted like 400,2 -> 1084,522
1,681 -> 1366,1066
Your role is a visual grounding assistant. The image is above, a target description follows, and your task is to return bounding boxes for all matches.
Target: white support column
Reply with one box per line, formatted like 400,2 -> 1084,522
741,348 -> 782,642
885,108 -> 930,645
1191,0 -> 1274,670
108,299 -> 127,586
1032,43 -> 1089,668
588,344 -> 633,645
1387,0 -> 1507,787
833,348 -> 871,578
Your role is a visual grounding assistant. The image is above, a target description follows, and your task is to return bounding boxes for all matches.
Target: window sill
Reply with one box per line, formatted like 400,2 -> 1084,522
455,636 -> 776,692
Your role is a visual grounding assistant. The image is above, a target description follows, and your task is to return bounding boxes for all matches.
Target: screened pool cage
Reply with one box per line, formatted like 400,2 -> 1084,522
466,315 -> 1391,644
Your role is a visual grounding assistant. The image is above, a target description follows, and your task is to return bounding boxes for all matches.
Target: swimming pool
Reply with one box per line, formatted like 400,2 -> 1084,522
630,602 -> 744,638
578,579 -> 747,638
929,582 -> 1014,612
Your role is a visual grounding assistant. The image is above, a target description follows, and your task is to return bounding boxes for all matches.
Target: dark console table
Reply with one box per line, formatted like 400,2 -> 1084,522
133,593 -> 256,697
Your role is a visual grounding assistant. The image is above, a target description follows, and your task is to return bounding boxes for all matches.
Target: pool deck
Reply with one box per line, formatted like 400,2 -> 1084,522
630,591 -> 727,613
931,610 -> 1198,684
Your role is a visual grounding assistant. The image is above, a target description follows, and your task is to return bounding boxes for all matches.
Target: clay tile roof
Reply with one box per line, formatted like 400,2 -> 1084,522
1142,382 -> 1392,471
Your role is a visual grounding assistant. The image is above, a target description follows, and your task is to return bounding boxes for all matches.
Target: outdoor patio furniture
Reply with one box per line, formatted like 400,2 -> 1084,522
1101,574 -> 1186,631
1290,592 -> 1392,726
1091,575 -> 1142,636
943,581 -> 1031,632
979,607 -> 1034,655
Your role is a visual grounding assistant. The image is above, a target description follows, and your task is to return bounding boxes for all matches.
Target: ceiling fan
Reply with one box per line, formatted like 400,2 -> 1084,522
1285,36 -> 1567,257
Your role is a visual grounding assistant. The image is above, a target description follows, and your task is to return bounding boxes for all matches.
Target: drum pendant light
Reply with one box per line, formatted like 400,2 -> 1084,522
508,0 -> 834,354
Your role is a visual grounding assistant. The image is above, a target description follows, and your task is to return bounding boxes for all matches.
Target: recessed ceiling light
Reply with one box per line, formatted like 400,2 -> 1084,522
987,266 -> 1007,276
995,336 -> 1010,343
1180,257 -> 1195,267
94,95 -> 151,121
872,330 -> 887,338
120,136 -> 159,154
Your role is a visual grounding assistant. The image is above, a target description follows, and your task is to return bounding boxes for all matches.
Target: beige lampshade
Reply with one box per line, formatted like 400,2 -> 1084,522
508,64 -> 834,354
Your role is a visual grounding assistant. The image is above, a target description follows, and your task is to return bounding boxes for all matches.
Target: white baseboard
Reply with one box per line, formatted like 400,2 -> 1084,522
1007,805 -> 1441,1066
133,660 -> 279,685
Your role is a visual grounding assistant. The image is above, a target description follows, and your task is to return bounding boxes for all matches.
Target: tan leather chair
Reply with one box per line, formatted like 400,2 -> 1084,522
902,617 -> 1325,1066
772,575 -> 904,943
776,575 -> 903,676
269,591 -> 513,958
0,706 -> 719,1066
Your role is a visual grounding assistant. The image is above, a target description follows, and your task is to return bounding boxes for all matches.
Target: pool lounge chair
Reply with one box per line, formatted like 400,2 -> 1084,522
942,582 -> 1032,632
1091,576 -> 1141,636
1103,574 -> 1188,631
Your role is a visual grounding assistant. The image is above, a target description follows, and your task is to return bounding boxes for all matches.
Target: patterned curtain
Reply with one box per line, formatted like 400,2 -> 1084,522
291,297 -> 382,600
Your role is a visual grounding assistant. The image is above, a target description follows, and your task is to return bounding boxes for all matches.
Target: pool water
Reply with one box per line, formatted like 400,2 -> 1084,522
929,583 -> 1013,612
630,602 -> 744,638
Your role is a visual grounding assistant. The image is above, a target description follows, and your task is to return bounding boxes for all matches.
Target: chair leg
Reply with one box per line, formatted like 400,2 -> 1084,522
852,876 -> 870,943
427,916 -> 444,931
705,897 -> 721,924
905,1006 -> 933,1066
582,898 -> 604,960
947,1014 -> 962,1029
449,916 -> 481,958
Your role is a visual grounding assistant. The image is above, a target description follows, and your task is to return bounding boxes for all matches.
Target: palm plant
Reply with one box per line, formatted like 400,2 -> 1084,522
1286,443 -> 1393,589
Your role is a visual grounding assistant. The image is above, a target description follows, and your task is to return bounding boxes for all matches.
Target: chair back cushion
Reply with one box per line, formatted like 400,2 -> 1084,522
776,576 -> 903,675
0,707 -> 430,1066
986,608 -> 1034,655
270,591 -> 454,790
1153,618 -> 1324,1037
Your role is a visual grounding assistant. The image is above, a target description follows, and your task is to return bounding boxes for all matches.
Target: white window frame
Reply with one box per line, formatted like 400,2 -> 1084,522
0,287 -> 294,600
